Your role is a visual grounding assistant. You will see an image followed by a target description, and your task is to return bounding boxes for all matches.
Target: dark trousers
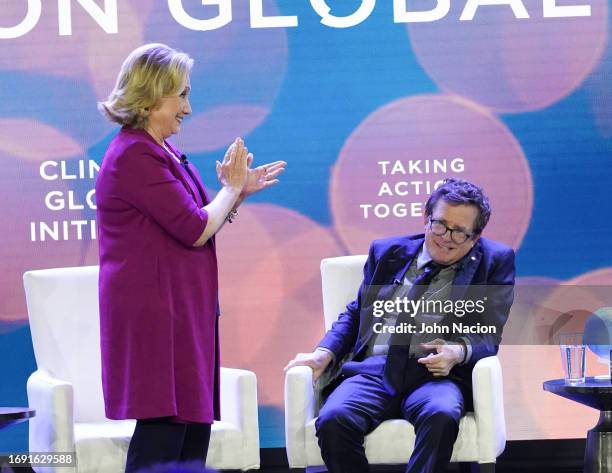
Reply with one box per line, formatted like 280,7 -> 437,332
125,417 -> 212,473
315,365 -> 465,473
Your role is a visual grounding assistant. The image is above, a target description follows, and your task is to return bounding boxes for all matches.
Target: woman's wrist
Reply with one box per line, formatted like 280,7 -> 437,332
224,184 -> 242,195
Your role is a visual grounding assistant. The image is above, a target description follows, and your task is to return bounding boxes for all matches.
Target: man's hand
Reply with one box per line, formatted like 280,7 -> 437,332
284,348 -> 333,382
417,338 -> 464,377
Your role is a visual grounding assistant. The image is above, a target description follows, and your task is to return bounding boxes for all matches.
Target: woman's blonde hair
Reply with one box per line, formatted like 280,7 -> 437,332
98,43 -> 193,129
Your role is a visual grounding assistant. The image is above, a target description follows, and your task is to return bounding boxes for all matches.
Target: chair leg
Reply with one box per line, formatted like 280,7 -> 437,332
479,463 -> 495,473
458,463 -> 495,473
458,462 -> 475,473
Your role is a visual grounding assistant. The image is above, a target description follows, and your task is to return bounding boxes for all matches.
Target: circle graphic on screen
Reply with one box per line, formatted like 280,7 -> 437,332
144,1 -> 289,152
505,277 -> 561,345
0,146 -> 94,323
0,118 -> 84,162
532,270 -> 612,341
0,0 -> 148,145
407,1 -> 608,113
567,267 -> 612,286
330,94 -> 533,254
217,203 -> 341,405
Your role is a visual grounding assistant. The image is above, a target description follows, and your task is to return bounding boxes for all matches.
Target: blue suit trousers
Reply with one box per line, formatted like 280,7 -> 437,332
315,358 -> 465,473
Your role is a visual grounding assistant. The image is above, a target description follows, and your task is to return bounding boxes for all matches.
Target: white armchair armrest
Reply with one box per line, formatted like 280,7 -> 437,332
472,356 -> 506,463
219,367 -> 259,469
27,370 -> 75,472
284,366 -> 315,468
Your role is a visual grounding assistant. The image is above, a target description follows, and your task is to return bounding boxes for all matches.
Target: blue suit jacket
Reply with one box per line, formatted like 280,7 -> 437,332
318,233 -> 515,405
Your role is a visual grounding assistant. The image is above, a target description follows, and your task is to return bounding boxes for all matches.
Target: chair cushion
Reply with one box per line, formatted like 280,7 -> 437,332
73,420 -> 244,472
74,420 -> 134,473
206,421 -> 244,469
304,412 -> 479,466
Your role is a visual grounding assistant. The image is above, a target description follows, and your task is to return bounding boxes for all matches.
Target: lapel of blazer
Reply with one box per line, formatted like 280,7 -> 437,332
185,163 -> 210,206
165,142 -> 216,249
376,237 -> 424,286
165,141 -> 210,207
173,161 -> 199,202
125,128 -> 207,206
356,237 -> 424,354
450,241 -> 483,301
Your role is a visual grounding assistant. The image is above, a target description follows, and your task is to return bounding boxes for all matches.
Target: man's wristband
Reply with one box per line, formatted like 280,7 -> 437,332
316,347 -> 335,365
457,338 -> 468,364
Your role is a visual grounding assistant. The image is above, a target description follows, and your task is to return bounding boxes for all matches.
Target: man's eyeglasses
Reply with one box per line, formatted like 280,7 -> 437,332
428,218 -> 473,244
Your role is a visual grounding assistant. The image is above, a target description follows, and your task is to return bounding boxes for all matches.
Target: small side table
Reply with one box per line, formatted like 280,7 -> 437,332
544,377 -> 612,473
0,407 -> 35,430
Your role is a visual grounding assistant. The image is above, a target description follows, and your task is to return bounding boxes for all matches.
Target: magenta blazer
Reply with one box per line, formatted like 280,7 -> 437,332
96,126 -> 220,423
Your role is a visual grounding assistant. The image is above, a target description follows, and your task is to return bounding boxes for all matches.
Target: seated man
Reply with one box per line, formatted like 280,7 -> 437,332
285,178 -> 515,473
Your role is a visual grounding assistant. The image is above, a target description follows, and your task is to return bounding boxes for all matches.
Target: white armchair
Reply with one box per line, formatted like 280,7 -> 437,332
284,255 -> 506,472
24,266 -> 260,472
